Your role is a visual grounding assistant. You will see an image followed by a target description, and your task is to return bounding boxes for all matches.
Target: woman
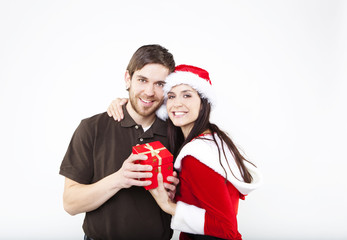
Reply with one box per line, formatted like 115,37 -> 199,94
108,65 -> 262,240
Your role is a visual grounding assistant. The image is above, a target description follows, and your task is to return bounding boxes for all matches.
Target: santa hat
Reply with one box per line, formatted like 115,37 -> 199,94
156,64 -> 216,120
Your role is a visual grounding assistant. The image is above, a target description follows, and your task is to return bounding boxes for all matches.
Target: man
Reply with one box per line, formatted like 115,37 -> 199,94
60,44 -> 177,240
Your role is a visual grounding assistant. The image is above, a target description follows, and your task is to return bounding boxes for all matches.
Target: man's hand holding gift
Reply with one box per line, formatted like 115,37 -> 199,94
132,141 -> 179,199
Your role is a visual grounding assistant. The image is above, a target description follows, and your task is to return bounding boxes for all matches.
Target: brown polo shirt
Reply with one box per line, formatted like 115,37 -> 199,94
60,105 -> 172,240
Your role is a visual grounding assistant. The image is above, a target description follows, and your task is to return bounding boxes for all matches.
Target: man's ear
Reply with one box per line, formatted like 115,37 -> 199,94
125,71 -> 131,90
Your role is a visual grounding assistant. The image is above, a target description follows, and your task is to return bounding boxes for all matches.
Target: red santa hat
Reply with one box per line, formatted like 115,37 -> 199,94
156,64 -> 216,120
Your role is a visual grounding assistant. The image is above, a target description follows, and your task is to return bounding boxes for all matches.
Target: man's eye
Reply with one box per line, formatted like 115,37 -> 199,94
139,79 -> 146,83
156,82 -> 165,87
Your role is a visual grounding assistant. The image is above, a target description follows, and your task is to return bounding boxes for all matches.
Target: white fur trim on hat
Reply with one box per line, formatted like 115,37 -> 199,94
155,100 -> 167,121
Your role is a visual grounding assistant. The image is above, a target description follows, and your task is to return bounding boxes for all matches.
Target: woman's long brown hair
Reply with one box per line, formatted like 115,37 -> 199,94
167,98 -> 254,183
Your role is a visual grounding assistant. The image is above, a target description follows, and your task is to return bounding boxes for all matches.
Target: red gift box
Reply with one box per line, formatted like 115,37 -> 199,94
132,141 -> 173,190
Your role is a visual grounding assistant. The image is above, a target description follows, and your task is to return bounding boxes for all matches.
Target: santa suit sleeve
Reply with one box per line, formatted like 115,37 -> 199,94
171,155 -> 242,239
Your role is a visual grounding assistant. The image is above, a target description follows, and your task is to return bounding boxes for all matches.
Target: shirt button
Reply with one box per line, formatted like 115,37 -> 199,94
135,125 -> 139,129
140,138 -> 143,142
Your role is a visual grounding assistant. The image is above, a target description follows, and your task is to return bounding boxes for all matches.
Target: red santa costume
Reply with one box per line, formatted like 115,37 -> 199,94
157,65 -> 263,240
172,133 -> 262,239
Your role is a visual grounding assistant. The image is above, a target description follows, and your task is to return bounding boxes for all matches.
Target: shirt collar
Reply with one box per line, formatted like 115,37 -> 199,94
120,104 -> 167,137
120,104 -> 137,128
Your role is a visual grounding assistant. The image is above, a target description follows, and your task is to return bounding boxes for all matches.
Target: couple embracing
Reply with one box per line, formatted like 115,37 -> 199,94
60,44 -> 262,240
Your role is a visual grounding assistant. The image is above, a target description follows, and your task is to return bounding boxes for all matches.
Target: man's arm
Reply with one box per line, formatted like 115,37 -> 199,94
63,154 -> 153,215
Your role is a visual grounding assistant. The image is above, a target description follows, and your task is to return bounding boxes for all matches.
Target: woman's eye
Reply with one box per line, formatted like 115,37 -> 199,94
139,79 -> 146,83
183,94 -> 191,98
168,95 -> 175,99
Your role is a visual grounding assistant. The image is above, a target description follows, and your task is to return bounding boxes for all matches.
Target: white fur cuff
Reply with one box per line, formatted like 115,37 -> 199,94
171,201 -> 205,235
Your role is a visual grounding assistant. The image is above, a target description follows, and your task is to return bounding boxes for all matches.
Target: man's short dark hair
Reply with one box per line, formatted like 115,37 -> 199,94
127,44 -> 175,78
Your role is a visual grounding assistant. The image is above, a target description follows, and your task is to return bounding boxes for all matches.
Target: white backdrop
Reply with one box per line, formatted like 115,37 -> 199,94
1,1 -> 346,239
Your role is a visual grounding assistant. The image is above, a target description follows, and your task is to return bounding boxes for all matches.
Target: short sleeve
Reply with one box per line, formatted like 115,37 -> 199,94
59,120 -> 94,184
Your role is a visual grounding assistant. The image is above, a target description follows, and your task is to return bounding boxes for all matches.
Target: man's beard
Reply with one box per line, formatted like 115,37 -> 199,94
129,93 -> 164,118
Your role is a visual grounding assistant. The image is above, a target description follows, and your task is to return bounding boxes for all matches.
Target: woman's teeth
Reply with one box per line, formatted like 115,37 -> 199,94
174,112 -> 186,116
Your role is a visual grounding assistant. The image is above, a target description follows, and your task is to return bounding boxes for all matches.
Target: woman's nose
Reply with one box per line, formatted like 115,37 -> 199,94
172,98 -> 183,107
